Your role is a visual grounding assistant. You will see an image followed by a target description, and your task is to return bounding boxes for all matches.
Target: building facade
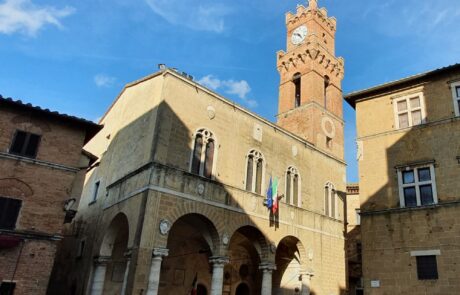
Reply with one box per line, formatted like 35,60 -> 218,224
54,1 -> 350,295
346,64 -> 460,294
0,96 -> 100,295
344,184 -> 362,295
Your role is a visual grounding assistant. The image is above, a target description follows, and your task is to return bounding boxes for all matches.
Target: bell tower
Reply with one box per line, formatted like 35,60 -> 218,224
276,0 -> 345,160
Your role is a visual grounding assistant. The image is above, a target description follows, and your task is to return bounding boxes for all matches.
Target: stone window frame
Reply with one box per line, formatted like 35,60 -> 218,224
450,81 -> 460,117
392,92 -> 426,129
324,182 -> 337,219
89,178 -> 101,205
244,149 -> 266,195
285,166 -> 301,207
410,249 -> 441,281
397,164 -> 438,208
189,128 -> 218,180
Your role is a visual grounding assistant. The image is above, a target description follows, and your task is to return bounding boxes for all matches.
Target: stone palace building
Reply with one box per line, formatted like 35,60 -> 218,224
51,1 -> 349,294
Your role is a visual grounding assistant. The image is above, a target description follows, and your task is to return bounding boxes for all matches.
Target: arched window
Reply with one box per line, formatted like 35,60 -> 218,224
324,182 -> 336,218
245,150 -> 265,194
190,129 -> 216,179
285,166 -> 301,207
324,75 -> 330,110
293,73 -> 301,108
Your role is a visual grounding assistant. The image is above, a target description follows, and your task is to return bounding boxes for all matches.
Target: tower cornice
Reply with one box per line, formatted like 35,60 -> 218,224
276,36 -> 345,79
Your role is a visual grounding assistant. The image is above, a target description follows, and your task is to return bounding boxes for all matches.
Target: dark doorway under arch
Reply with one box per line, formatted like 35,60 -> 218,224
197,283 -> 207,295
235,282 -> 250,295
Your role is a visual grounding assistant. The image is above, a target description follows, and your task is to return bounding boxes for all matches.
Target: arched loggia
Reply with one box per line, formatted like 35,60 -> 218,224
226,226 -> 272,295
273,236 -> 307,294
91,213 -> 130,295
158,213 -> 220,295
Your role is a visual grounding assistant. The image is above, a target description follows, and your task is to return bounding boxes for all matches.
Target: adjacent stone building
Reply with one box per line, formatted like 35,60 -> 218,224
344,184 -> 362,295
345,63 -> 460,294
56,1 -> 349,294
0,96 -> 101,295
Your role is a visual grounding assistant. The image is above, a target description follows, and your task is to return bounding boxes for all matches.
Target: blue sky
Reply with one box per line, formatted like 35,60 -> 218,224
1,0 -> 460,183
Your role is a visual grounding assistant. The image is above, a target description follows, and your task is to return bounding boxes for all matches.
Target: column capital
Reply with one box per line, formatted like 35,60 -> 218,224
259,262 -> 277,272
94,255 -> 111,265
152,247 -> 169,258
209,256 -> 229,266
124,248 -> 133,258
300,270 -> 314,278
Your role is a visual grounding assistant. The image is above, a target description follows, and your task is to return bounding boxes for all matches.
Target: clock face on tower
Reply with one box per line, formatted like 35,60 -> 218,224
291,25 -> 308,45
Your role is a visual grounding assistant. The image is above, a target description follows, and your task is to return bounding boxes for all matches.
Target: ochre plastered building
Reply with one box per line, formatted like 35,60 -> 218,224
0,96 -> 100,295
53,1 -> 350,295
346,64 -> 460,294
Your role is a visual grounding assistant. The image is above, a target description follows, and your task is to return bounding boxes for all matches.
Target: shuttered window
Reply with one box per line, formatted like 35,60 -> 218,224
416,255 -> 438,280
0,197 -> 22,230
9,130 -> 41,158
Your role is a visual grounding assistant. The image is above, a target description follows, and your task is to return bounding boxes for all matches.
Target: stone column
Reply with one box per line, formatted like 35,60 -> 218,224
146,248 -> 169,295
259,262 -> 276,295
90,256 -> 110,295
209,256 -> 229,295
121,249 -> 132,295
300,271 -> 314,295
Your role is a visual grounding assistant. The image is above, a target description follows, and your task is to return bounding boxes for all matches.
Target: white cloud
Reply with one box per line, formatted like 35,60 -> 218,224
145,0 -> 231,33
94,74 -> 116,88
0,0 -> 75,36
198,75 -> 257,108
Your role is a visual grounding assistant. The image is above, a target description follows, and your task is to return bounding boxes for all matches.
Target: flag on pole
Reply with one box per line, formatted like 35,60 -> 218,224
266,176 -> 273,209
272,177 -> 279,214
191,273 -> 198,295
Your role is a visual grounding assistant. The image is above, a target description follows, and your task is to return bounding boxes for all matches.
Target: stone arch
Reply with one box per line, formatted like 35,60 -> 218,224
229,225 -> 271,261
159,213 -> 220,295
99,212 -> 129,257
274,236 -> 308,293
159,203 -> 224,255
0,178 -> 33,198
169,213 -> 220,255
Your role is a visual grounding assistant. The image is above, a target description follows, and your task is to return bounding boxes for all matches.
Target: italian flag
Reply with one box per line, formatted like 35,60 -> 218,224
272,177 -> 279,214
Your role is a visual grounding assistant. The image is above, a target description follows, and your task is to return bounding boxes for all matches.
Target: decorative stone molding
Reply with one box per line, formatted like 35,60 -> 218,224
159,219 -> 171,235
197,183 -> 205,196
222,233 -> 229,246
207,106 -> 216,119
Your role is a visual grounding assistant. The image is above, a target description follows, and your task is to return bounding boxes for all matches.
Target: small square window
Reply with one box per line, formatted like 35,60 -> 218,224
9,130 -> 41,158
416,255 -> 438,280
456,86 -> 460,98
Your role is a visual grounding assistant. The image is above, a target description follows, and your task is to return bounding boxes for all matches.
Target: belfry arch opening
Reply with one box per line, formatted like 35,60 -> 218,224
293,73 -> 302,108
324,75 -> 330,110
